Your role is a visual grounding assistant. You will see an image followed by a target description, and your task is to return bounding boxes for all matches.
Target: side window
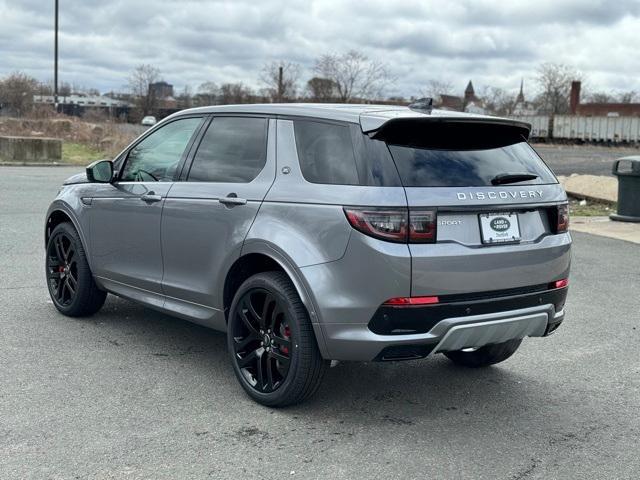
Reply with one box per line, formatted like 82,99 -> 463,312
188,117 -> 268,183
120,117 -> 202,182
352,125 -> 402,187
294,120 -> 359,185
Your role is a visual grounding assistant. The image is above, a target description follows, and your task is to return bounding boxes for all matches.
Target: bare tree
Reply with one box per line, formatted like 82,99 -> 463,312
196,81 -> 220,106
588,92 -> 616,103
36,81 -> 53,96
306,77 -> 336,102
59,82 -> 72,96
534,63 -> 582,115
260,61 -> 301,102
314,50 -> 392,102
177,85 -> 193,109
421,79 -> 454,99
128,64 -> 161,116
618,91 -> 638,103
218,83 -> 253,104
480,86 -> 515,115
0,72 -> 39,116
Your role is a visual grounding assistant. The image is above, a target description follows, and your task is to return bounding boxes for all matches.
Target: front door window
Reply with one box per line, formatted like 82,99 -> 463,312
120,117 -> 202,182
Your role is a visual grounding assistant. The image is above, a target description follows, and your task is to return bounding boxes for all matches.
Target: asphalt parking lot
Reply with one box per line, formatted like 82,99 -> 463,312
533,143 -> 639,176
1,166 -> 639,479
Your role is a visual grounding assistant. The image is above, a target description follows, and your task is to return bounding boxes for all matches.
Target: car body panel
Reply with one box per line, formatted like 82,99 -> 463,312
88,182 -> 172,294
45,104 -> 571,363
160,118 -> 277,310
263,119 -> 408,207
403,184 -> 566,207
321,304 -> 563,361
298,231 -> 412,325
409,233 -> 571,296
45,194 -> 92,261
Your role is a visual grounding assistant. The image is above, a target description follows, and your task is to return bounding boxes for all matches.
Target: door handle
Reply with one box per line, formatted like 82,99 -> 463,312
219,195 -> 247,206
141,192 -> 162,203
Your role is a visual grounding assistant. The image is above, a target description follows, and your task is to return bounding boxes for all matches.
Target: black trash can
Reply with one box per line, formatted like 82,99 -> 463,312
610,156 -> 640,222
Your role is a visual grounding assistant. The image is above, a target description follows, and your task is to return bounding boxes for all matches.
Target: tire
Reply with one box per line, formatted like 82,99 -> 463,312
227,271 -> 328,407
45,222 -> 107,317
443,339 -> 522,367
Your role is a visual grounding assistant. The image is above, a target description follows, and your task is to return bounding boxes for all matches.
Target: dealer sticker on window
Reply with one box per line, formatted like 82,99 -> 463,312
479,213 -> 521,244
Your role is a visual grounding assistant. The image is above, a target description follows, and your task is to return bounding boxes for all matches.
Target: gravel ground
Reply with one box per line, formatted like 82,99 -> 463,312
1,166 -> 639,479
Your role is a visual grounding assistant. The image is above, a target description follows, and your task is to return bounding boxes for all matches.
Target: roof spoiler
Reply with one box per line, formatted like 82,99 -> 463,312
367,116 -> 532,150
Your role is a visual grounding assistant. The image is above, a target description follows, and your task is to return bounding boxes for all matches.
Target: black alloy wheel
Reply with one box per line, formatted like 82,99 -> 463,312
47,231 -> 79,307
231,288 -> 293,393
227,272 -> 327,407
45,222 -> 106,317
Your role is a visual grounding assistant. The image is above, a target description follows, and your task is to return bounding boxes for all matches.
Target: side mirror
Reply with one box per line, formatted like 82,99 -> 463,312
86,159 -> 114,183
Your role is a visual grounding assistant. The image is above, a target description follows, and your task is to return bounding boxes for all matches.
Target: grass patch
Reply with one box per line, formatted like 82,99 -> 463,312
62,142 -> 106,165
569,198 -> 616,216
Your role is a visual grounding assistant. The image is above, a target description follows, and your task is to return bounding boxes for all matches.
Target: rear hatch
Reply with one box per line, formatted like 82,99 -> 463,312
372,117 -> 571,296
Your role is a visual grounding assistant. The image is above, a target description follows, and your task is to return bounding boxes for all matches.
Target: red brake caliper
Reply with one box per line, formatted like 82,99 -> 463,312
281,326 -> 291,355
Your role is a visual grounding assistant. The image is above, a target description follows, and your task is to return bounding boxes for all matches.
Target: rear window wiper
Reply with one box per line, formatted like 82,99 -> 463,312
491,172 -> 538,185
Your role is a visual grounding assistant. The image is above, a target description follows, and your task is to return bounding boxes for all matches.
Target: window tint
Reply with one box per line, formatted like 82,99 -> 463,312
387,142 -> 557,187
188,117 -> 267,183
294,121 -> 359,185
353,131 -> 401,187
120,117 -> 201,182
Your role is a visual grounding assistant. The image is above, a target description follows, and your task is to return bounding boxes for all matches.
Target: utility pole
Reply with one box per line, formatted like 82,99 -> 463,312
54,0 -> 59,111
277,65 -> 283,103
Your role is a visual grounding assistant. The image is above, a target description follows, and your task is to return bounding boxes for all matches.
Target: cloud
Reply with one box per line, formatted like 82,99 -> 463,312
0,0 -> 639,98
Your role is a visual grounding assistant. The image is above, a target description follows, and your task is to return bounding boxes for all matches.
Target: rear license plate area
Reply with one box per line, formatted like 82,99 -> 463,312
479,212 -> 521,244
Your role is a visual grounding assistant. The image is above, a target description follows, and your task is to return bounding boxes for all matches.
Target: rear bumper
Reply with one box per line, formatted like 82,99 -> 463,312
321,301 -> 565,362
297,229 -> 571,361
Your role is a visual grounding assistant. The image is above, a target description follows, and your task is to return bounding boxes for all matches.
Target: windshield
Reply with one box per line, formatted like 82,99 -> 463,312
387,141 -> 557,187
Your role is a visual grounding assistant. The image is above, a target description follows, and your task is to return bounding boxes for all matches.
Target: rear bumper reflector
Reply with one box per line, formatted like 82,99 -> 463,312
383,296 -> 440,306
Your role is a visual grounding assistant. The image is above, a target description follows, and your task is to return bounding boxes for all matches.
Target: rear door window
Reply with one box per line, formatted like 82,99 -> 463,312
387,142 -> 557,187
188,116 -> 268,183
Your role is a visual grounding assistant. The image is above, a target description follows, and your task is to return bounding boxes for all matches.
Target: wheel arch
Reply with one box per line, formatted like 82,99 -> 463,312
224,242 -> 330,358
45,203 -> 92,268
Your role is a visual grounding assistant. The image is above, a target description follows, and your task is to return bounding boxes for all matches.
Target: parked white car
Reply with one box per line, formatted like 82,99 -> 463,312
141,115 -> 157,126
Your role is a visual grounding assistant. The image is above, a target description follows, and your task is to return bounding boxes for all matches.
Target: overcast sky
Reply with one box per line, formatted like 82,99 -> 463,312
2,0 -> 639,99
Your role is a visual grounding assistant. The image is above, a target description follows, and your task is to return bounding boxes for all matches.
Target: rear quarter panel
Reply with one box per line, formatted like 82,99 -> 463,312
247,118 -> 408,268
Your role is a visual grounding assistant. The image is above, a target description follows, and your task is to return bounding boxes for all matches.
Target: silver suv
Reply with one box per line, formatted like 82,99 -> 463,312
45,103 -> 571,407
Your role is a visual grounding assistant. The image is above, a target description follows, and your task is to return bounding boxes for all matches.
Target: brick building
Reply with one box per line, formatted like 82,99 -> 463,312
570,81 -> 640,116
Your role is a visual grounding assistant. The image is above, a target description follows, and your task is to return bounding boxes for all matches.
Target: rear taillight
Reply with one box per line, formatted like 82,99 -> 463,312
343,207 -> 408,243
556,203 -> 569,233
343,207 -> 437,243
409,209 -> 437,243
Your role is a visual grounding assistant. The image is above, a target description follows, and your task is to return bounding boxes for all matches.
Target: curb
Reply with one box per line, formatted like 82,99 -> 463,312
566,190 -> 616,205
557,174 -> 617,205
0,162 -> 77,167
571,216 -> 640,244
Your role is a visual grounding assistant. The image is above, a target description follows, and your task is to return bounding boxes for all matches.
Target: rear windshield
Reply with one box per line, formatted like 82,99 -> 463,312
387,142 -> 557,187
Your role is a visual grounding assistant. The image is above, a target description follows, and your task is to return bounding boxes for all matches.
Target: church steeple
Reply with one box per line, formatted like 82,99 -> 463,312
516,78 -> 525,103
465,80 -> 474,96
464,80 -> 475,104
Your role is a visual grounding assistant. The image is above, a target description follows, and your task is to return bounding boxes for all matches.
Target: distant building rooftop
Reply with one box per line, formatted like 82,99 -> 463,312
33,94 -> 130,108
